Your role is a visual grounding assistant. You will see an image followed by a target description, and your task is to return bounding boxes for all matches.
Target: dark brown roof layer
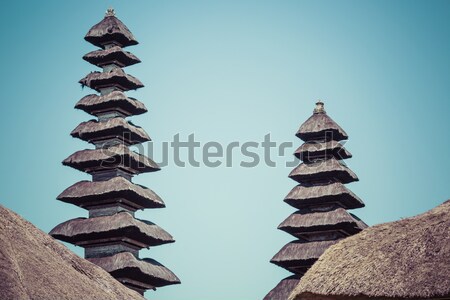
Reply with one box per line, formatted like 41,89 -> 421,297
271,240 -> 341,273
88,252 -> 180,288
71,118 -> 150,145
296,113 -> 348,142
75,91 -> 147,117
289,158 -> 358,184
295,141 -> 352,162
80,68 -> 143,92
264,275 -> 301,300
278,208 -> 367,238
290,200 -> 450,300
50,212 -> 174,247
284,182 -> 364,210
63,144 -> 160,174
0,205 -> 143,300
57,177 -> 164,209
83,46 -> 141,67
85,15 -> 138,48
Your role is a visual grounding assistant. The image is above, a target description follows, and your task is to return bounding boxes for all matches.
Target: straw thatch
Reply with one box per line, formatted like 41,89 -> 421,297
289,158 -> 358,184
88,252 -> 180,288
284,182 -> 364,210
0,204 -> 144,300
290,200 -> 450,300
75,91 -> 147,117
79,68 -> 143,92
83,46 -> 140,67
296,112 -> 348,142
278,208 -> 367,238
62,144 -> 160,174
264,275 -> 301,300
71,118 -> 150,145
50,212 -> 174,247
57,177 -> 165,209
295,141 -> 352,162
85,14 -> 138,48
271,240 -> 341,273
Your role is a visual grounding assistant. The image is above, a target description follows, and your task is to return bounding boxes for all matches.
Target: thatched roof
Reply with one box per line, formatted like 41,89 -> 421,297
57,177 -> 165,210
0,204 -> 143,299
83,46 -> 140,67
88,252 -> 180,288
62,144 -> 160,174
50,212 -> 174,248
79,68 -> 143,92
284,182 -> 364,210
289,158 -> 358,184
271,240 -> 340,274
278,208 -> 367,238
296,103 -> 348,142
85,12 -> 138,48
71,118 -> 150,145
75,91 -> 147,117
295,141 -> 352,162
290,200 -> 450,300
264,275 -> 301,300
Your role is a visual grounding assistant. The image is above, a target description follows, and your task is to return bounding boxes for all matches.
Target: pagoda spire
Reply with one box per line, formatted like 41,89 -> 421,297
264,101 -> 367,299
50,10 -> 180,295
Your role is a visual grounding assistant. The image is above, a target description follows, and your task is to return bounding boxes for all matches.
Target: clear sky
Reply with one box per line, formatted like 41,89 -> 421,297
1,1 -> 449,299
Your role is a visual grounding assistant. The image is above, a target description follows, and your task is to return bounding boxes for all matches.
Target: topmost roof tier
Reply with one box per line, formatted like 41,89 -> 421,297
85,8 -> 138,49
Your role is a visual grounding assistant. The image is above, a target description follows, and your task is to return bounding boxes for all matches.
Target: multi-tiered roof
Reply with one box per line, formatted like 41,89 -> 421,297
50,9 -> 180,295
264,101 -> 367,300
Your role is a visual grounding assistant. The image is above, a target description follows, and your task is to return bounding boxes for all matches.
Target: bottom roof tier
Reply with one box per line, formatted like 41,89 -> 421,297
263,275 -> 301,300
88,252 -> 180,289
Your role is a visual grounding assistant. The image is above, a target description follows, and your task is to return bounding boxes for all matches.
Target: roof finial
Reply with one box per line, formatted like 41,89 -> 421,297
313,100 -> 326,114
106,7 -> 115,17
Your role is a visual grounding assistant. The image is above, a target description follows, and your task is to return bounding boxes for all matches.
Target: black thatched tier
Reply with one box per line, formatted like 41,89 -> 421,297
289,158 -> 358,184
50,212 -> 174,248
296,110 -> 348,142
263,275 -> 301,300
71,118 -> 150,146
85,13 -> 138,48
83,46 -> 140,67
57,177 -> 165,210
80,68 -> 143,92
295,140 -> 352,162
62,144 -> 160,175
75,91 -> 147,117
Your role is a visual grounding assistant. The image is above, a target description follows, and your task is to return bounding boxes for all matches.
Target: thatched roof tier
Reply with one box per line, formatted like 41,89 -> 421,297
271,240 -> 340,274
71,118 -> 150,146
83,46 -> 140,67
88,252 -> 180,288
85,12 -> 138,49
79,68 -> 143,92
62,144 -> 160,174
294,141 -> 351,162
289,158 -> 358,184
278,208 -> 367,239
57,177 -> 164,210
75,91 -> 147,117
49,212 -> 174,248
289,200 -> 450,300
284,182 -> 364,210
296,103 -> 348,142
263,275 -> 301,300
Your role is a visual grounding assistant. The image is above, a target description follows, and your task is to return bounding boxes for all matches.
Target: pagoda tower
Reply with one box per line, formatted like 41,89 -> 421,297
264,101 -> 367,300
50,9 -> 180,295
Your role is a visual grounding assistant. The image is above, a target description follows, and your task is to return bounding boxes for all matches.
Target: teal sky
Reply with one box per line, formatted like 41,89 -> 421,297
1,1 -> 449,299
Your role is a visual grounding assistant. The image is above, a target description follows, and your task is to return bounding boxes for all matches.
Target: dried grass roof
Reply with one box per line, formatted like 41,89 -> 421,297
264,275 -> 301,300
295,141 -> 352,162
296,112 -> 348,142
50,212 -> 174,247
83,46 -> 140,67
85,15 -> 138,48
289,158 -> 358,184
79,68 -> 143,92
290,200 -> 450,300
0,205 -> 143,299
75,91 -> 147,117
57,177 -> 165,209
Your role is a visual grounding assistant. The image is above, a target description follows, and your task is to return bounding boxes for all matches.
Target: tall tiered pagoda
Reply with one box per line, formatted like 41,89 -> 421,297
50,9 -> 180,295
264,101 -> 367,300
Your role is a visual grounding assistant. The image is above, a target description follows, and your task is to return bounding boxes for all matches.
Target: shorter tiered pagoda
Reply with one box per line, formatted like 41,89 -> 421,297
50,9 -> 180,295
264,101 -> 367,299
